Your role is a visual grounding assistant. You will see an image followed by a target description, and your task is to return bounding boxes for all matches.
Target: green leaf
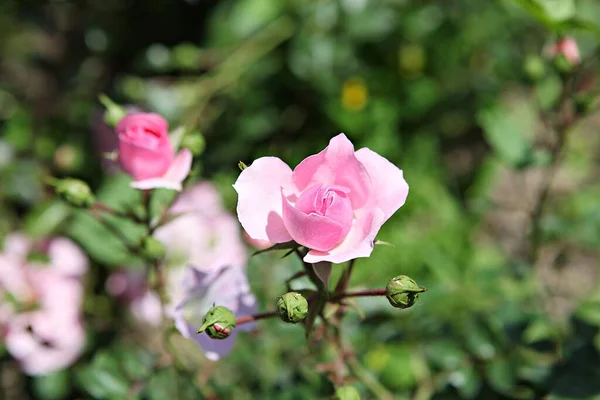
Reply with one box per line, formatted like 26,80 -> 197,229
76,352 -> 130,399
143,367 -> 179,400
485,358 -> 516,393
534,0 -> 576,22
32,370 -> 71,400
477,105 -> 532,167
24,200 -> 72,238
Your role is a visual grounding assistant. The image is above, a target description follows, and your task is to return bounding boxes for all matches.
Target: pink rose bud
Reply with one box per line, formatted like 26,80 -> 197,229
547,36 -> 581,66
117,113 -> 174,180
234,133 -> 409,264
115,113 -> 193,191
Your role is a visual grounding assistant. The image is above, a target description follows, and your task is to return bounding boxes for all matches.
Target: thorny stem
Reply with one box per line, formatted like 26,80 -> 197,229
141,190 -> 168,306
529,73 -> 578,264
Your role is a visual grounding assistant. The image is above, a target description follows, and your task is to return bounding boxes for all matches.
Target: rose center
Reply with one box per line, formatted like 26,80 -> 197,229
295,184 -> 353,233
121,125 -> 163,149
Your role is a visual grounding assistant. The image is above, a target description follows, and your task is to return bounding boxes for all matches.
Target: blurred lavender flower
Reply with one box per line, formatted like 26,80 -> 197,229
172,265 -> 258,361
0,233 -> 88,375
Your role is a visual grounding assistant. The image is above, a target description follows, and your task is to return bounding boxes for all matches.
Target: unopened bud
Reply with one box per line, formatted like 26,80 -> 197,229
140,236 -> 166,262
335,386 -> 361,400
276,292 -> 309,324
54,178 -> 95,208
99,94 -> 127,128
181,132 -> 205,156
197,305 -> 236,339
385,275 -> 426,309
523,55 -> 545,81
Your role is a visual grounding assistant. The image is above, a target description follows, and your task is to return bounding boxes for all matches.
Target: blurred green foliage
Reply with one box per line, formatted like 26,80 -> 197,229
1,0 -> 600,399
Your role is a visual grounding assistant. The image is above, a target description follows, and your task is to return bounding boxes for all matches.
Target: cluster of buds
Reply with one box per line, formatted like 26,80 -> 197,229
196,274 -> 428,343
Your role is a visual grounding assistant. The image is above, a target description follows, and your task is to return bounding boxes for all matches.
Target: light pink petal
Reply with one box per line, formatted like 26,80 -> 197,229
130,178 -> 182,191
163,149 -> 193,183
129,149 -> 192,191
3,233 -> 31,261
355,148 -> 409,220
292,134 -> 372,208
233,157 -> 294,243
304,208 -> 385,264
169,182 -> 224,215
281,192 -> 343,252
48,237 -> 89,277
131,291 -> 163,326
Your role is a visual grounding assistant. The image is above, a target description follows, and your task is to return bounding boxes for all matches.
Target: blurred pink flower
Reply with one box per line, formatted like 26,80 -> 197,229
106,270 -> 162,326
154,182 -> 247,274
234,133 -> 409,264
0,234 -> 88,376
547,36 -> 581,65
172,265 -> 257,361
116,113 -> 192,191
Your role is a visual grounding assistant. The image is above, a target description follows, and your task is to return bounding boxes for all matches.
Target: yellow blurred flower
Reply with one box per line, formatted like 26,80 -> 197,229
341,78 -> 368,111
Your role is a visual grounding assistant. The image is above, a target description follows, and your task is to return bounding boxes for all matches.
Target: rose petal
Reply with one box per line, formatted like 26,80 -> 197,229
130,178 -> 182,191
355,148 -> 409,220
48,237 -> 89,277
233,157 -> 294,243
304,208 -> 386,264
119,140 -> 174,180
163,149 -> 193,183
281,192 -> 343,252
292,134 -> 372,208
129,149 -> 192,191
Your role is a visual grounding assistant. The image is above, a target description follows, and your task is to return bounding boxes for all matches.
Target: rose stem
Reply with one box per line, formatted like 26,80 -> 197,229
330,289 -> 387,302
92,201 -> 144,224
236,311 -> 279,326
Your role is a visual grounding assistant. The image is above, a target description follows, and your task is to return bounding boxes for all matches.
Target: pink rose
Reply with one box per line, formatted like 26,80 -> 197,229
116,113 -> 192,191
234,133 -> 409,264
547,36 -> 581,65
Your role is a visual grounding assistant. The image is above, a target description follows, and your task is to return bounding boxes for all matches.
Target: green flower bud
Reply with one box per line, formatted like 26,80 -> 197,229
523,55 -> 545,81
276,292 -> 309,324
385,275 -> 426,309
54,178 -> 95,208
99,94 -> 127,128
335,386 -> 361,400
181,132 -> 205,156
140,236 -> 166,262
197,305 -> 236,339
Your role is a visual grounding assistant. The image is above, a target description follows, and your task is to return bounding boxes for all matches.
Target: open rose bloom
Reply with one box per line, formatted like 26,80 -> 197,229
0,234 -> 88,375
234,134 -> 409,263
116,113 -> 192,191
